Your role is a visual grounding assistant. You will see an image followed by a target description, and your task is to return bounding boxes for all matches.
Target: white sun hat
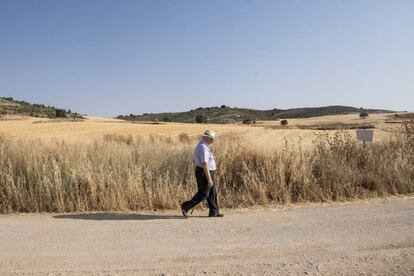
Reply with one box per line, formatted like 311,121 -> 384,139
201,129 -> 216,140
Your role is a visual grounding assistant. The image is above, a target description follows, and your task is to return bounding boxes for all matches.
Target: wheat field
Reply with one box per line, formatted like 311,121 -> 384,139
0,113 -> 413,213
0,113 -> 398,145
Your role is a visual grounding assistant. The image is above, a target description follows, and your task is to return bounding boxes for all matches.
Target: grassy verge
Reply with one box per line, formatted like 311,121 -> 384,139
0,123 -> 413,213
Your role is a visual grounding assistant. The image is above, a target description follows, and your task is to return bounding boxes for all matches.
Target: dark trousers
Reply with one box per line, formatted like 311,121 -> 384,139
181,167 -> 219,216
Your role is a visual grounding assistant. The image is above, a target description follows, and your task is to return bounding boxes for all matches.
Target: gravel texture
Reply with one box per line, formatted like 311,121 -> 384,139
1,197 -> 413,275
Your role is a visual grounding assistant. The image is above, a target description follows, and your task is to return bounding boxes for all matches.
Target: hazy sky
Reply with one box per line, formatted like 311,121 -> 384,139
1,0 -> 413,116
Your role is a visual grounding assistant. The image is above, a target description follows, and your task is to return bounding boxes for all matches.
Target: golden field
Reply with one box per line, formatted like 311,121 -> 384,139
0,113 -> 413,213
0,112 -> 401,146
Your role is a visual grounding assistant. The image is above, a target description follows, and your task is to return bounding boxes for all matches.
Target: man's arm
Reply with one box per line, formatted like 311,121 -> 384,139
199,145 -> 213,188
202,162 -> 213,188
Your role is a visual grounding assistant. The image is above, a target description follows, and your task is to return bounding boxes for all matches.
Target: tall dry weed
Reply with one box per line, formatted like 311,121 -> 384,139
0,123 -> 413,213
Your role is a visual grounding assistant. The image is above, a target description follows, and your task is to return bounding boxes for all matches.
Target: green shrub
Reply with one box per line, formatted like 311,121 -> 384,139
56,109 -> 67,118
195,115 -> 207,123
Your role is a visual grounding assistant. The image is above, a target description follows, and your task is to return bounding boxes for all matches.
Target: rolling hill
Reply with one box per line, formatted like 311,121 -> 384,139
117,105 -> 394,124
0,97 -> 83,119
0,97 -> 396,124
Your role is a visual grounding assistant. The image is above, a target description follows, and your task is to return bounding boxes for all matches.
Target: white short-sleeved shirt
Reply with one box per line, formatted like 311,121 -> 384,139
194,140 -> 216,171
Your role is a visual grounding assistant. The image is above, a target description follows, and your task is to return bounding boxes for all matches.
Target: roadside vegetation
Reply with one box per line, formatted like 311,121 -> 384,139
0,121 -> 412,213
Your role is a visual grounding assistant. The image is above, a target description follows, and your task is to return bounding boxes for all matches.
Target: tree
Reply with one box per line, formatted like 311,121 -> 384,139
280,119 -> 288,126
162,116 -> 172,122
195,115 -> 208,123
243,116 -> 256,124
359,112 -> 369,119
56,109 -> 66,118
221,105 -> 227,109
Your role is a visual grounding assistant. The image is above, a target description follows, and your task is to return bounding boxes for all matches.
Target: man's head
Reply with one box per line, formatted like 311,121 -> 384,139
201,129 -> 215,145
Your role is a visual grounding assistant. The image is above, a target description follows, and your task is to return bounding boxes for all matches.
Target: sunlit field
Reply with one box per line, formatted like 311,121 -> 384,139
0,113 -> 400,146
0,113 -> 413,213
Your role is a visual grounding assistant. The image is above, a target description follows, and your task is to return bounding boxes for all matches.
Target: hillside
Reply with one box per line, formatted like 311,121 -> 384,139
0,97 -> 83,119
117,105 -> 394,124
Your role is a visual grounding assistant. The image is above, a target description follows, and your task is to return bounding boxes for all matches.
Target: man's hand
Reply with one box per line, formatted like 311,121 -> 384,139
207,178 -> 213,188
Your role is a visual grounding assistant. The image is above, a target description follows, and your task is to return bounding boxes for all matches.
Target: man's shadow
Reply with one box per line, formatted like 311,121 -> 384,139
53,213 -> 207,221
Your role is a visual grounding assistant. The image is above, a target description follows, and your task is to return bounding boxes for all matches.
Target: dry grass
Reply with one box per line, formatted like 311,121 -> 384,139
0,120 -> 413,213
0,116 -> 247,141
0,113 -> 400,144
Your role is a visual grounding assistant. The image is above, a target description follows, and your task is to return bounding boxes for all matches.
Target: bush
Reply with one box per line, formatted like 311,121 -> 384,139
195,115 -> 207,123
56,109 -> 67,118
281,119 -> 288,125
243,117 -> 256,124
360,112 -> 369,119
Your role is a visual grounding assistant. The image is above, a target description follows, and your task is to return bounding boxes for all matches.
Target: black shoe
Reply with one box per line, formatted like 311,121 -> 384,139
209,213 -> 224,217
181,205 -> 188,218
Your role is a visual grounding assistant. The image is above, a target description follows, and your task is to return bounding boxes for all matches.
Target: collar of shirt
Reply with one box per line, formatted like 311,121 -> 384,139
200,139 -> 210,149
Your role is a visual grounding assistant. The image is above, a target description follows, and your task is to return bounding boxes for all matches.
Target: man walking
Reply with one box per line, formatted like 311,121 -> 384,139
181,130 -> 223,218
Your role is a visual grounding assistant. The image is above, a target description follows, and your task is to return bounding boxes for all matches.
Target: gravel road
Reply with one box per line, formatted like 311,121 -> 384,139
1,197 -> 413,275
